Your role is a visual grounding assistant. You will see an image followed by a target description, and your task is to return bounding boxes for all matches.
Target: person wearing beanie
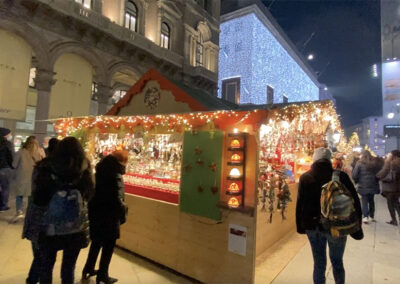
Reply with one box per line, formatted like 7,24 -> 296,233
296,147 -> 362,284
82,151 -> 128,284
0,127 -> 14,211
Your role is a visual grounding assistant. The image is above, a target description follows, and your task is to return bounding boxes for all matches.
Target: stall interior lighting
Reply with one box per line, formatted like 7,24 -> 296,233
230,139 -> 241,148
228,197 -> 240,208
231,154 -> 241,162
228,182 -> 240,193
229,168 -> 241,177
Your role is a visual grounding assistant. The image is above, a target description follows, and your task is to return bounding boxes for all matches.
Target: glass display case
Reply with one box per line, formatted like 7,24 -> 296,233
92,132 -> 182,204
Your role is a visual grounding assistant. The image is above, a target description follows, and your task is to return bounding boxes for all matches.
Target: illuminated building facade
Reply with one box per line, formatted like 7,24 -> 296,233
218,1 -> 320,105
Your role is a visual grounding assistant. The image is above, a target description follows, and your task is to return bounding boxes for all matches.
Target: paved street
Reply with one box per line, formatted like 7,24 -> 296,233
268,195 -> 400,284
0,197 -> 195,284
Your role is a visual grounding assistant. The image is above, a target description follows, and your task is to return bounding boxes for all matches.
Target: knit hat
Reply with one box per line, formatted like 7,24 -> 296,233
312,147 -> 332,162
0,127 -> 10,137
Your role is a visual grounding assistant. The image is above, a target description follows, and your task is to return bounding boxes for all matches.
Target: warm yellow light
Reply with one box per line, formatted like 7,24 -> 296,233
233,128 -> 239,133
228,197 -> 240,208
231,154 -> 241,162
229,168 -> 241,177
228,182 -> 240,193
230,139 -> 241,148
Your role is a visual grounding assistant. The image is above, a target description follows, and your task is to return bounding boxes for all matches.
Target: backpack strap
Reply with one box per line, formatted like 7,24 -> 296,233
332,170 -> 340,182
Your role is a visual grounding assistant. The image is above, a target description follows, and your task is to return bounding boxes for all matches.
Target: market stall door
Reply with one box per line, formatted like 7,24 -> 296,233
180,131 -> 223,221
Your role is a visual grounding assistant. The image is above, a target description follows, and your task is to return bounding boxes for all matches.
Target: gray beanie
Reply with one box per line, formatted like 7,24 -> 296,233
312,147 -> 332,162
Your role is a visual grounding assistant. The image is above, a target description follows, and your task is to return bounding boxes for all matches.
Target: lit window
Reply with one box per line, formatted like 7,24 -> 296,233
222,78 -> 240,104
75,0 -> 91,9
125,1 -> 138,32
112,90 -> 127,104
29,67 -> 36,88
160,22 -> 170,49
196,33 -> 204,67
91,82 -> 98,100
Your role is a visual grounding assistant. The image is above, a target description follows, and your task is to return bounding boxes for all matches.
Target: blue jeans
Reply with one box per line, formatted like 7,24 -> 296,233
16,195 -> 23,212
0,168 -> 11,210
39,246 -> 81,284
306,229 -> 347,284
361,194 -> 375,218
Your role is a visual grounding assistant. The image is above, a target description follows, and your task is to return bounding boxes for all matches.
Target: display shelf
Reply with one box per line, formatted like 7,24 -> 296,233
228,133 -> 247,138
227,176 -> 243,181
124,183 -> 179,204
227,161 -> 244,166
228,147 -> 244,152
225,190 -> 242,196
217,201 -> 254,216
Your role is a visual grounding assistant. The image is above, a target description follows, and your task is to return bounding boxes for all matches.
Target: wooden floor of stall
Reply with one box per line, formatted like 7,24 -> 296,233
118,194 -> 256,284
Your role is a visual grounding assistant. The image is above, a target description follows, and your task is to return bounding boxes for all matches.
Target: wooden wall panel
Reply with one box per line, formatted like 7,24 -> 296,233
118,195 -> 256,284
255,183 -> 298,256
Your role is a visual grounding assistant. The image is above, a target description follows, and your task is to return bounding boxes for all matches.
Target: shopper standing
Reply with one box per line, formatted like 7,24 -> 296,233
23,138 -> 59,284
352,151 -> 383,223
11,136 -> 42,222
376,150 -> 400,226
82,151 -> 128,284
296,147 -> 362,284
0,127 -> 14,212
32,137 -> 93,284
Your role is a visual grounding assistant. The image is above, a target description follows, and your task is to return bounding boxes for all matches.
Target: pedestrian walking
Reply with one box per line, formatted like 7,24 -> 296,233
82,150 -> 128,284
0,127 -> 14,212
10,136 -> 43,222
376,150 -> 400,226
31,137 -> 93,284
352,151 -> 383,223
23,137 -> 58,284
296,147 -> 362,284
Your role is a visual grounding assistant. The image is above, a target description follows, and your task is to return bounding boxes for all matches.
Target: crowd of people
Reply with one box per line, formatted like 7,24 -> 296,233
0,128 -> 128,284
297,147 -> 400,284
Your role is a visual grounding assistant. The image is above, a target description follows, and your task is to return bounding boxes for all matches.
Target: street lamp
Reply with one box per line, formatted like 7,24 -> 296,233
307,54 -> 314,60
388,112 -> 395,119
324,87 -> 328,91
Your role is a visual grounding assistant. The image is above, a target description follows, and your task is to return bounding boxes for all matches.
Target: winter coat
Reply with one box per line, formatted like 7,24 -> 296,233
352,158 -> 382,195
11,148 -> 35,197
0,136 -> 13,169
296,159 -> 362,234
89,155 -> 126,241
376,158 -> 400,195
29,158 -> 94,250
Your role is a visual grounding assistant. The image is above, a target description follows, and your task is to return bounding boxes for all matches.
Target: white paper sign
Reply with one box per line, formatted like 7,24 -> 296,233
228,224 -> 247,256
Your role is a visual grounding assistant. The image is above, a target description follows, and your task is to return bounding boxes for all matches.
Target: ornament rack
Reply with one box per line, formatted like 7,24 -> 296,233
225,132 -> 247,209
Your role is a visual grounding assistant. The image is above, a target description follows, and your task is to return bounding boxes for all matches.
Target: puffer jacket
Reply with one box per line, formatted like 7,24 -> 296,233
376,157 -> 400,194
352,158 -> 382,195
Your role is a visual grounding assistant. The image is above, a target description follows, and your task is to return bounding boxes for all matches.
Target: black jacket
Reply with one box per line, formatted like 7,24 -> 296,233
352,158 -> 382,195
296,159 -> 362,234
0,136 -> 13,169
31,158 -> 94,249
89,155 -> 126,241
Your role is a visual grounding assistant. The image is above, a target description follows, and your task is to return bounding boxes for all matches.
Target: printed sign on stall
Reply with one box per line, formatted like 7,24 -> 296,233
228,224 -> 247,256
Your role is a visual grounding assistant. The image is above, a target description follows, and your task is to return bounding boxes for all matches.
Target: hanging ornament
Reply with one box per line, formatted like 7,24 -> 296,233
196,158 -> 204,166
210,185 -> 219,194
184,164 -> 192,172
197,185 -> 204,192
209,163 -> 217,172
194,147 -> 202,155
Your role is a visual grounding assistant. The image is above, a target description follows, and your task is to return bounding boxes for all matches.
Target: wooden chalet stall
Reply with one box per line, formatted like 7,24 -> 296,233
54,70 -> 342,283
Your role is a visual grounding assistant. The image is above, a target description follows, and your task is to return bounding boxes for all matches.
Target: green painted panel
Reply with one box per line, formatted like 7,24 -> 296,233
180,131 -> 223,221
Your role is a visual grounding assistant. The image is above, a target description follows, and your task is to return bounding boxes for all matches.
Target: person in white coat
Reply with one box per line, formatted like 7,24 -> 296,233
11,136 -> 43,222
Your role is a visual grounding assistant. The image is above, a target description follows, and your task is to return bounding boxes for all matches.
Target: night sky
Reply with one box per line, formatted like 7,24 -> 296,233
261,0 -> 381,128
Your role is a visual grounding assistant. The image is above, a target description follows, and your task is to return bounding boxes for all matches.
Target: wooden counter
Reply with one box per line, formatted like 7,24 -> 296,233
118,194 -> 256,284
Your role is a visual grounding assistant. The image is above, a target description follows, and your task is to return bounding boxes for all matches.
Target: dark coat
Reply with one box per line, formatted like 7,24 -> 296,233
89,155 -> 126,241
296,159 -> 362,234
29,158 -> 94,249
352,158 -> 382,195
376,158 -> 400,195
0,136 -> 13,169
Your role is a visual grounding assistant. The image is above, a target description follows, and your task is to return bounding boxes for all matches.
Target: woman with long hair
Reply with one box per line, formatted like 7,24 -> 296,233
82,150 -> 128,284
11,136 -> 42,222
352,151 -> 383,223
30,137 -> 93,283
377,150 -> 400,225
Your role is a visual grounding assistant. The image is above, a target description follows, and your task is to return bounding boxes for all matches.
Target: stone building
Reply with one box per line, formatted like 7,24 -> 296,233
0,0 -> 220,144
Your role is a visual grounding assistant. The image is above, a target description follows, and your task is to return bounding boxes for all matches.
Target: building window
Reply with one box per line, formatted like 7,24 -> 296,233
160,22 -> 170,49
283,95 -> 288,103
29,68 -> 36,88
112,90 -> 127,104
91,82 -> 98,100
222,78 -> 240,104
125,1 -> 138,32
267,85 -> 274,104
196,34 -> 204,67
75,0 -> 92,9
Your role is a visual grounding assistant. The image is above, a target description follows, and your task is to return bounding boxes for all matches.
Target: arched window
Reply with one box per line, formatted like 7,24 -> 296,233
196,33 -> 204,66
160,22 -> 170,49
112,90 -> 127,104
125,1 -> 138,32
75,0 -> 92,9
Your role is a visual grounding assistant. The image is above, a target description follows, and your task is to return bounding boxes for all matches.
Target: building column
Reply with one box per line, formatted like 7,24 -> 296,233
97,84 -> 113,115
33,69 -> 56,145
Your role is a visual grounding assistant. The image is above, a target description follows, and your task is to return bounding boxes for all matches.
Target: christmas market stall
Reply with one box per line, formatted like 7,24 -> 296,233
54,100 -> 341,284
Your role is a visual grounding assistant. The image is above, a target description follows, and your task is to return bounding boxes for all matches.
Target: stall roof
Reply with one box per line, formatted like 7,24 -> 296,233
107,69 -> 237,116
